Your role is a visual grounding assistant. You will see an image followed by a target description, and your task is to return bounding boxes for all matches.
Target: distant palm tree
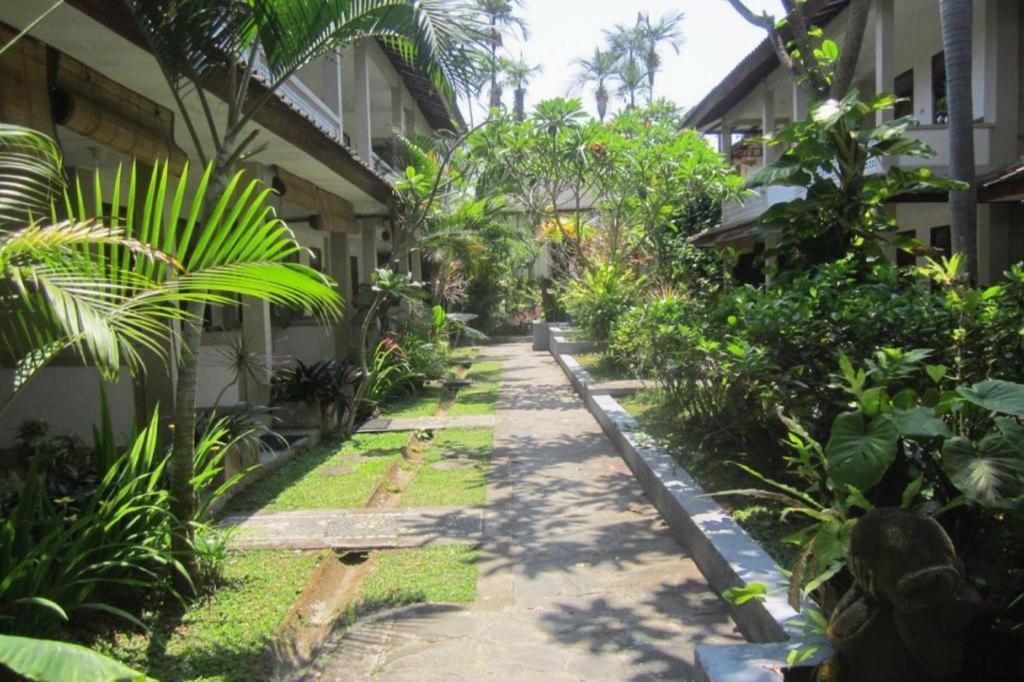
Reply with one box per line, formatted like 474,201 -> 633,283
476,0 -> 528,110
940,0 -> 978,281
572,48 -> 618,121
615,58 -> 646,109
502,55 -> 542,121
637,11 -> 685,102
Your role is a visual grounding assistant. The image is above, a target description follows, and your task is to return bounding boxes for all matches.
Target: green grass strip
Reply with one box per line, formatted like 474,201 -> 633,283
401,428 -> 492,507
359,545 -> 478,611
447,361 -> 501,416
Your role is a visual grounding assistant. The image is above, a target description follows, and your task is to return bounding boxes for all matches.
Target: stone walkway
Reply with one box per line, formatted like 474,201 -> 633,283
357,414 -> 495,433
224,507 -> 486,550
305,342 -> 739,680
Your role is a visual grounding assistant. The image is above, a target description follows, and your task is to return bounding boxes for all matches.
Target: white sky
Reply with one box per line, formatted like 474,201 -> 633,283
467,0 -> 786,121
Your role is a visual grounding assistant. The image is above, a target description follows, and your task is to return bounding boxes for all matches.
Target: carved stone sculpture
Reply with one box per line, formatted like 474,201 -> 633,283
821,508 -> 981,682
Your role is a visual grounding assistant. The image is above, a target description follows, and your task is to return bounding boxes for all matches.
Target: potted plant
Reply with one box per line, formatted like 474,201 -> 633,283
272,360 -> 359,432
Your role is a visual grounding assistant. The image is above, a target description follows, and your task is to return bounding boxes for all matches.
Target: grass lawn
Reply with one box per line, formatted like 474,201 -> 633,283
574,352 -> 630,382
222,432 -> 409,512
359,545 -> 478,612
618,389 -> 801,567
92,550 -> 319,682
381,385 -> 445,418
447,361 -> 501,416
450,346 -> 480,364
401,428 -> 492,507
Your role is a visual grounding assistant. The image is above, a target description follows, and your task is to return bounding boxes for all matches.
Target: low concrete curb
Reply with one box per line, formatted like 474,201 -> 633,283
547,326 -> 598,356
549,347 -> 832,681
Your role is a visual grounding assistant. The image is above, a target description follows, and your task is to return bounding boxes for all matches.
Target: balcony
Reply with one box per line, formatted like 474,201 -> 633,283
722,186 -> 806,229
252,53 -> 343,142
897,124 -> 997,170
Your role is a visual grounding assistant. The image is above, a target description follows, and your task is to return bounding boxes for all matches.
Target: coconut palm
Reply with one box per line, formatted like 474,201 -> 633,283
117,0 -> 488,586
940,0 -> 977,281
502,56 -> 542,121
637,11 -> 685,102
572,48 -> 618,121
475,0 -> 528,110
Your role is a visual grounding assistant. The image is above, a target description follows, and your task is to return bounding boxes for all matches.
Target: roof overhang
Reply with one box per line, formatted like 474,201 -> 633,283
683,0 -> 850,131
377,41 -> 464,132
66,0 -> 393,205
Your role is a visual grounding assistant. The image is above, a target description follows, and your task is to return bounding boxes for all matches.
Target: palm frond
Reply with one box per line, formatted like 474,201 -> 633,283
0,124 -> 64,226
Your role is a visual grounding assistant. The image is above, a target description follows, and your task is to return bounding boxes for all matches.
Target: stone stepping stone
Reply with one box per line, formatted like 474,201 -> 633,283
223,507 -> 486,550
357,414 -> 495,434
318,466 -> 354,476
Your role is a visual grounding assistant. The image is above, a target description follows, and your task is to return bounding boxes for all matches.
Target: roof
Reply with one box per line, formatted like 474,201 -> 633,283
378,40 -> 464,132
683,0 -> 850,131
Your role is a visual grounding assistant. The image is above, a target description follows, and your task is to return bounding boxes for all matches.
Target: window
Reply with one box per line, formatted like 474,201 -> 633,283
894,69 -> 914,119
896,229 -> 917,268
932,52 -> 947,124
931,225 -> 952,258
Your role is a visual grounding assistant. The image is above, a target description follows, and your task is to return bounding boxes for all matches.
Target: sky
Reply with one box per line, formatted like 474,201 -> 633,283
467,0 -> 786,121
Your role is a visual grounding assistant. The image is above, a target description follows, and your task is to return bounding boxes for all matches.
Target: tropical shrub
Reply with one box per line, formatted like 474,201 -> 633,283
561,264 -> 641,340
273,359 -> 360,428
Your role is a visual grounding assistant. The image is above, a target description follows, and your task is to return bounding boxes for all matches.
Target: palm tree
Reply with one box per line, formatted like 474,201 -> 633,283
572,48 -> 618,121
940,0 -> 978,281
615,58 -> 646,110
637,11 -> 685,102
502,55 -> 542,121
118,0 -> 487,586
475,0 -> 528,111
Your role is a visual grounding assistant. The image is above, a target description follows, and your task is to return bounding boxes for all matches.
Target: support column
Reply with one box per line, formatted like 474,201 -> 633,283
411,250 -> 423,281
720,119 -> 733,164
875,0 -> 895,125
360,219 -> 377,282
352,40 -> 373,163
792,80 -> 810,122
390,86 -> 407,136
329,232 -> 353,359
761,83 -> 778,164
334,48 -> 345,139
240,296 -> 273,406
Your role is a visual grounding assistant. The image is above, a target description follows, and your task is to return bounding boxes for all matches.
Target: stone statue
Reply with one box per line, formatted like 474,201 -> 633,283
820,508 -> 981,682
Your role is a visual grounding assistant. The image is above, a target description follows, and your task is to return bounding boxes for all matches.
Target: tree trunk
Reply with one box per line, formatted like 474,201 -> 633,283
596,87 -> 608,122
940,0 -> 978,282
170,304 -> 203,595
514,88 -> 525,121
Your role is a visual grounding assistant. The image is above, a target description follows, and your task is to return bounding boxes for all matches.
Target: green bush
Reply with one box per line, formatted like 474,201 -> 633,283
561,264 -> 640,341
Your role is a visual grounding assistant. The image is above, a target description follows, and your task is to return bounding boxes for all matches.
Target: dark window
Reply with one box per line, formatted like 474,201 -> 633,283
349,255 -> 359,296
896,229 -> 917,267
932,52 -> 947,124
931,225 -> 952,258
732,243 -> 766,286
894,69 -> 914,118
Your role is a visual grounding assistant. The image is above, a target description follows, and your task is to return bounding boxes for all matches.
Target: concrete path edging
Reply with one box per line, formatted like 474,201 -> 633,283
547,326 -> 598,357
548,346 -> 834,681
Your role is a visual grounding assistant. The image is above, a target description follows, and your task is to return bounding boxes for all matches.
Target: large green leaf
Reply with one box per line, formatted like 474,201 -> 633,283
957,379 -> 1024,416
942,433 -> 1024,508
894,406 -> 951,439
0,634 -> 148,681
824,411 -> 899,491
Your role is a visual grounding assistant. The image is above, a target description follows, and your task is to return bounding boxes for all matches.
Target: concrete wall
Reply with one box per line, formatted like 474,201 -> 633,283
0,366 -> 136,449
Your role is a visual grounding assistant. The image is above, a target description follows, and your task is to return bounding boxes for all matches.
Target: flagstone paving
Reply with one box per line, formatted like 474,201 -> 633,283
223,507 -> 487,550
357,414 -> 495,433
303,342 -> 741,680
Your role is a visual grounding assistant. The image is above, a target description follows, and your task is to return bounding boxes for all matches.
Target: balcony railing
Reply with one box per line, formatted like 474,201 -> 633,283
721,186 -> 806,229
252,53 -> 343,142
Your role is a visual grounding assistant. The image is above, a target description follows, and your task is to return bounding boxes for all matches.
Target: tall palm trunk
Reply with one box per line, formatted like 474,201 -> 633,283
488,19 -> 501,109
514,87 -> 525,121
940,0 -> 977,282
596,86 -> 608,122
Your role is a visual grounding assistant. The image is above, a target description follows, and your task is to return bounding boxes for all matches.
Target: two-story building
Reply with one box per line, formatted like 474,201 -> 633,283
684,0 -> 1023,285
0,0 -> 462,446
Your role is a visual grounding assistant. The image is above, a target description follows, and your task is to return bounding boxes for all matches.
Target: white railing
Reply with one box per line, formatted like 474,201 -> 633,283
252,53 -> 343,141
721,186 -> 806,229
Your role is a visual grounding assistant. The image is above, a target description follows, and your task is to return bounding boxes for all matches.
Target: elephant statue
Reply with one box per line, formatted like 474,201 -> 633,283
820,508 -> 981,682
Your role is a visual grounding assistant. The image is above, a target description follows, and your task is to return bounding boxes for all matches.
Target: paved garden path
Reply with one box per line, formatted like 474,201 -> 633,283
305,342 -> 740,680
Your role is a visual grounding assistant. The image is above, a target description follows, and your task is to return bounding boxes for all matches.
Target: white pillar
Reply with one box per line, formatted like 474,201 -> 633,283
353,40 -> 373,162
761,83 -> 777,164
390,86 -> 407,136
792,80 -> 810,121
334,48 -> 345,139
720,119 -> 733,162
875,0 -> 895,125
241,297 -> 273,405
360,219 -> 377,282
329,233 -> 353,358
